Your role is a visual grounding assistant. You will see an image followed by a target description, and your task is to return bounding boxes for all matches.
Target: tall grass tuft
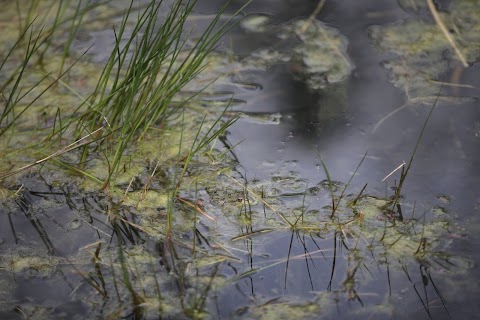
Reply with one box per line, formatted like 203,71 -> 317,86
0,0 -> 103,143
0,22 -> 51,138
62,0 -> 248,191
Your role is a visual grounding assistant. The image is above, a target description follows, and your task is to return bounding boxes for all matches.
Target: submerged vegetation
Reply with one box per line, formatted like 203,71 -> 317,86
0,0 -> 477,319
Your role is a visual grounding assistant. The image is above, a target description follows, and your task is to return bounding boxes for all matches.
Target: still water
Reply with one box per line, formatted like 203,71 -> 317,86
202,1 -> 480,319
0,0 -> 479,319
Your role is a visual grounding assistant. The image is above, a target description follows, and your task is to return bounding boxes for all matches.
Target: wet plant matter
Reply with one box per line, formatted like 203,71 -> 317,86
0,0 -> 479,319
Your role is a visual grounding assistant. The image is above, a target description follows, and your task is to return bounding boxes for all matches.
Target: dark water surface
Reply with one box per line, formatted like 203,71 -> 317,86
211,0 -> 480,319
1,1 -> 480,319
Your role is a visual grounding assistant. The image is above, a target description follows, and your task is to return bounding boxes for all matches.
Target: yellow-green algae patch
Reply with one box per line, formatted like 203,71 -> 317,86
241,14 -> 271,33
1,247 -> 60,278
122,190 -> 169,211
289,19 -> 354,90
239,18 -> 354,92
247,297 -> 324,320
369,0 -> 480,98
341,196 -> 449,263
80,244 -> 230,319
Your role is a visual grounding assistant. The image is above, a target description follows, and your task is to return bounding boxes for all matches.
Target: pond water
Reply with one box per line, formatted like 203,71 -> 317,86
1,0 -> 480,319
206,1 -> 480,319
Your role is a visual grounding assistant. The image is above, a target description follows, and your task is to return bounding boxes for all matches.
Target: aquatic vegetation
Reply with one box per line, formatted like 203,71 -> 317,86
368,0 -> 480,133
247,297 -> 323,320
0,1 -> 477,319
289,19 -> 354,91
241,14 -> 271,33
239,17 -> 354,91
369,0 -> 480,98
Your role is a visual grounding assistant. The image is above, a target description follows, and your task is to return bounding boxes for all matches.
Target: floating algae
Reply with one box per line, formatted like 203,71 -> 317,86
369,0 -> 480,98
240,18 -> 354,91
0,247 -> 60,278
0,1 -> 478,319
288,19 -> 354,91
247,297 -> 323,320
241,14 -> 271,33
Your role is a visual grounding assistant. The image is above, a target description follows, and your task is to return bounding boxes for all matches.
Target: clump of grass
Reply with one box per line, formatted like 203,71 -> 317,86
0,22 -> 51,138
60,0 -> 249,191
1,0 -> 249,188
0,0 -> 109,174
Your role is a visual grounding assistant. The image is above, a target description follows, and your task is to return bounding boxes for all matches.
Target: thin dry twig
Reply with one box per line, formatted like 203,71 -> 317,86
382,162 -> 406,182
426,0 -> 468,67
300,0 -> 326,33
0,125 -> 107,180
372,95 -> 471,133
227,175 -> 278,212
428,80 -> 474,89
176,196 -> 215,221
122,176 -> 136,201
143,159 -> 160,197
116,215 -> 148,233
